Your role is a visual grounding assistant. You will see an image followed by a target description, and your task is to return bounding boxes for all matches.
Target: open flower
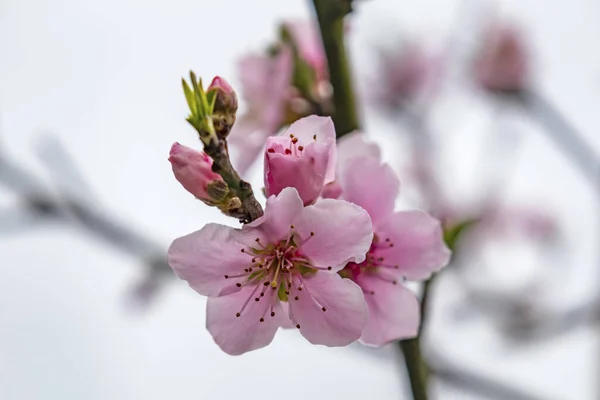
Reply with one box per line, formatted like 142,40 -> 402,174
169,142 -> 223,201
264,115 -> 336,205
336,133 -> 451,346
168,187 -> 372,355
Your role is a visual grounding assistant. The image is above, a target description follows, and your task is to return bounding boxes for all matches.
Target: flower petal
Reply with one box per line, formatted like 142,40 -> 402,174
355,273 -> 420,346
246,187 -> 304,242
286,116 -> 337,182
288,273 -> 368,346
376,211 -> 450,280
168,224 -> 254,297
294,198 -> 373,271
264,141 -> 330,205
207,285 -> 284,355
337,131 -> 381,166
340,156 -> 399,227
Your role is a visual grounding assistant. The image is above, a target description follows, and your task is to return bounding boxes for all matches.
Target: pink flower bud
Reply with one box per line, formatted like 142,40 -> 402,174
206,76 -> 238,138
208,76 -> 234,94
169,142 -> 223,200
264,115 -> 336,205
474,25 -> 529,92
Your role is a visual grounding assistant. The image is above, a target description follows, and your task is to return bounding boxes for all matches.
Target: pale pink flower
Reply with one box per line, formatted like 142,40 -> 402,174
264,115 -> 336,205
285,20 -> 328,82
473,24 -> 529,92
168,187 -> 372,355
375,42 -> 439,109
228,48 -> 293,173
336,133 -> 451,345
168,142 -> 222,201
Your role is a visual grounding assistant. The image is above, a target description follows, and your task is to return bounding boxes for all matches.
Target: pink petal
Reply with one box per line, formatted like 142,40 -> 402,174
340,156 -> 400,227
264,148 -> 328,205
295,199 -> 373,271
246,187 -> 304,242
228,115 -> 266,173
376,211 -> 450,281
288,273 -> 368,346
206,285 -> 284,355
279,302 -> 295,329
321,181 -> 343,199
337,131 -> 381,166
355,273 -> 420,346
167,224 -> 255,297
284,20 -> 327,81
285,116 -> 337,183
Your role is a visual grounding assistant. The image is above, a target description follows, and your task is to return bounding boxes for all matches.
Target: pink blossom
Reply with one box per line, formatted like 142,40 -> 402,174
375,42 -> 439,108
264,115 -> 336,205
284,20 -> 328,82
335,133 -> 451,345
473,24 -> 529,92
168,187 -> 372,355
228,48 -> 293,173
168,142 -> 222,201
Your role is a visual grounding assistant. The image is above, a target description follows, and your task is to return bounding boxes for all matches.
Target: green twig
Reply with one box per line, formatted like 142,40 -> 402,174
311,0 -> 360,137
399,337 -> 429,400
398,276 -> 435,400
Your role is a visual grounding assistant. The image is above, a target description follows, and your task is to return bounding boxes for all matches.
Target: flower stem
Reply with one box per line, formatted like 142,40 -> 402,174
398,275 -> 434,400
399,337 -> 429,400
311,0 -> 360,138
203,123 -> 263,223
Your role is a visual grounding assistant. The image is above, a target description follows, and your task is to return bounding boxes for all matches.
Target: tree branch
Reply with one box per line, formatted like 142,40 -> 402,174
311,0 -> 360,137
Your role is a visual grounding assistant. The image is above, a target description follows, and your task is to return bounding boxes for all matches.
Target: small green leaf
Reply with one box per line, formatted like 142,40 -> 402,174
206,89 -> 217,114
443,217 -> 480,251
182,79 -> 195,112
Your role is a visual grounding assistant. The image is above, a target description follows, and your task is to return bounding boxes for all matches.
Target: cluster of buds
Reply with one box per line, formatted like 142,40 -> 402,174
174,73 -> 263,223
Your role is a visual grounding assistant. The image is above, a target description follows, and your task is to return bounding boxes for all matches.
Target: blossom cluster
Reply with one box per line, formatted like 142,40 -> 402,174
168,106 -> 450,354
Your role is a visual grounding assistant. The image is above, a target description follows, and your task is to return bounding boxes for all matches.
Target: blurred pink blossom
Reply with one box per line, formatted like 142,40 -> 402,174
285,20 -> 328,82
375,42 -> 439,109
168,187 -> 372,355
264,116 -> 336,205
473,24 -> 529,92
336,133 -> 451,345
168,142 -> 222,201
228,48 -> 293,173
229,20 -> 330,174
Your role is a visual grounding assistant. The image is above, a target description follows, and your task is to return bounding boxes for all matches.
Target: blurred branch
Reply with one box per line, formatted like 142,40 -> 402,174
311,0 -> 360,137
515,90 -> 600,189
429,350 -> 552,400
0,136 -> 170,304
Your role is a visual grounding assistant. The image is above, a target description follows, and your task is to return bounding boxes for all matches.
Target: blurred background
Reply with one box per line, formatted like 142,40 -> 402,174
0,0 -> 598,399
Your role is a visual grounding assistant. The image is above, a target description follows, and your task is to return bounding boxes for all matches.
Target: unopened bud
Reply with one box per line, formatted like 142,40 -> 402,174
474,25 -> 529,93
169,142 -> 224,201
207,76 -> 238,138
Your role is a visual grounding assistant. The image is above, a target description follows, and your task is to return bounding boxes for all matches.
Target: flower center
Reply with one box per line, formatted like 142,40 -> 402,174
266,133 -> 318,157
341,234 -> 400,296
224,227 -> 331,324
